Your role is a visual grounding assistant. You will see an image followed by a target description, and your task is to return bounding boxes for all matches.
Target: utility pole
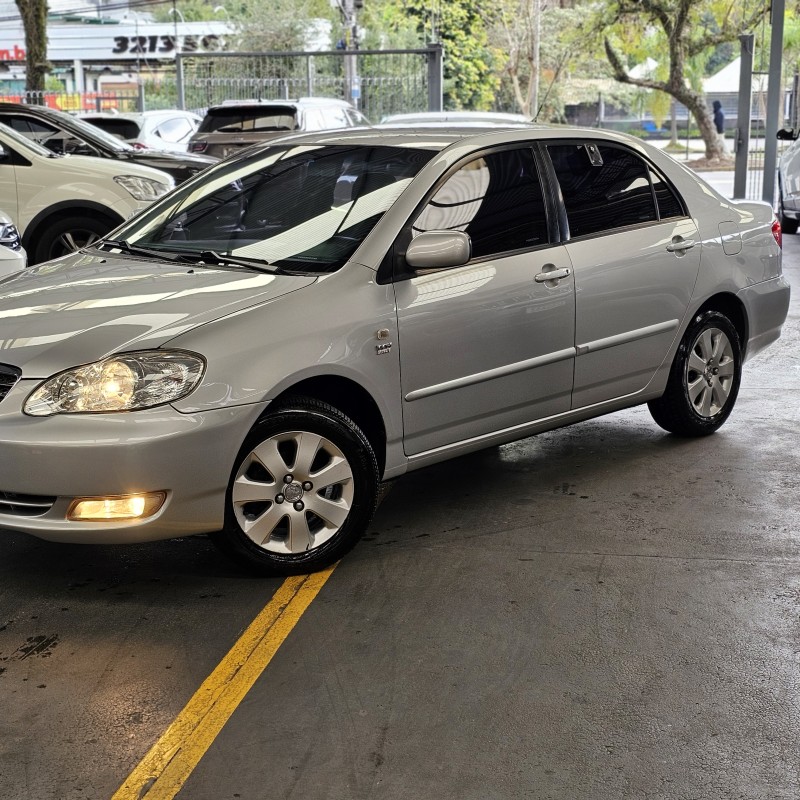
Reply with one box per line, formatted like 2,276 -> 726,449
762,0 -> 785,205
342,0 -> 360,107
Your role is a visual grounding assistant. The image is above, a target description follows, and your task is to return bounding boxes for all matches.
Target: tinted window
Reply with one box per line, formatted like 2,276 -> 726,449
200,107 -> 297,133
413,148 -> 548,259
548,143 -> 657,237
650,167 -> 684,219
86,118 -> 141,140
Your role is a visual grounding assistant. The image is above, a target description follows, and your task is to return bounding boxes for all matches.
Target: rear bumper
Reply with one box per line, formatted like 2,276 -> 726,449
738,275 -> 791,362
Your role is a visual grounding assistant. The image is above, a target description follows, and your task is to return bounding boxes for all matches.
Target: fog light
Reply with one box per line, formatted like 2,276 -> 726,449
67,492 -> 167,521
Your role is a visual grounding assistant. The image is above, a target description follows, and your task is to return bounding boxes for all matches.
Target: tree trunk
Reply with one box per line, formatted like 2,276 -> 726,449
672,85 -> 726,160
15,0 -> 49,95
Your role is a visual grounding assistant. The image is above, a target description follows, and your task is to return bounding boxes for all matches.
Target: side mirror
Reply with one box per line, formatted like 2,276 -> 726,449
0,143 -> 8,162
777,128 -> 797,141
405,230 -> 471,271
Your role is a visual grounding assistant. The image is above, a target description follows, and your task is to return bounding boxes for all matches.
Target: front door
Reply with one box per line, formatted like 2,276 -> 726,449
394,146 -> 576,456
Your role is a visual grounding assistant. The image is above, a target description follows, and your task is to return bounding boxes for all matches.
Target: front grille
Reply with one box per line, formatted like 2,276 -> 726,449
0,364 -> 20,404
0,491 -> 56,517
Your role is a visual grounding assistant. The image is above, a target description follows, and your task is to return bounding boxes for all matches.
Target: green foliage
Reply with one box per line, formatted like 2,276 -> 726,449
150,0 -> 229,23
386,0 -> 499,109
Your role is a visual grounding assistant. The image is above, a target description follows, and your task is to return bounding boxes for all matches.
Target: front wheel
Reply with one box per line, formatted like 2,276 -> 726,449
33,213 -> 118,264
648,311 -> 742,436
211,398 -> 380,575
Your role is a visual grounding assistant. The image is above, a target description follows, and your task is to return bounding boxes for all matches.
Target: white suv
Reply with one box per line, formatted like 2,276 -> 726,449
0,122 -> 174,264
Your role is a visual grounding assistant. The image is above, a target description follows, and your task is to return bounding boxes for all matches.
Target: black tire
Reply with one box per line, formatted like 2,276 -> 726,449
210,397 -> 380,575
648,310 -> 742,436
32,213 -> 117,264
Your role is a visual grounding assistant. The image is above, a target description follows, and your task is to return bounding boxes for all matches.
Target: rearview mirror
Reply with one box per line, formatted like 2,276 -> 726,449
777,128 -> 798,141
405,230 -> 471,270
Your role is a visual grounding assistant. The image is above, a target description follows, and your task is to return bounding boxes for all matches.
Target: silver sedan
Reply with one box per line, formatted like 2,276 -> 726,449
0,127 -> 790,574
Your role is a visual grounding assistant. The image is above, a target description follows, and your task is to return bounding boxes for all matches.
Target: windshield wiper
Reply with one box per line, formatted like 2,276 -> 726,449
176,249 -> 289,274
97,239 -> 183,262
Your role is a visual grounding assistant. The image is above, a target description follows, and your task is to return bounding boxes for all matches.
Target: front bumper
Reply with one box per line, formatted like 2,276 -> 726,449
0,379 -> 261,543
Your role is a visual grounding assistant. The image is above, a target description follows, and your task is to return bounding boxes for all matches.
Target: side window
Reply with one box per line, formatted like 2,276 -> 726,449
548,143 -> 658,238
155,117 -> 194,144
412,148 -> 549,259
650,166 -> 684,219
322,106 -> 351,129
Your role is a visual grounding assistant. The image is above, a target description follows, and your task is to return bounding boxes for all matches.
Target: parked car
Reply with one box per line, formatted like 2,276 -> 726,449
0,127 -> 789,575
0,103 -> 214,185
187,97 -> 370,159
0,209 -> 26,274
777,127 -> 800,234
79,109 -> 203,154
0,122 -> 173,264
380,110 -> 535,127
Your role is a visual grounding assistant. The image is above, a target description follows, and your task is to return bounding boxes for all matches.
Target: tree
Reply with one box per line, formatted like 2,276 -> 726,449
595,0 -> 770,160
15,0 -> 48,94
388,0 -> 499,109
488,1 -> 591,119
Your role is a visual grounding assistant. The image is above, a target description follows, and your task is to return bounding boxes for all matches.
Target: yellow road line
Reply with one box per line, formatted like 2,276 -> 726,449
112,565 -> 337,800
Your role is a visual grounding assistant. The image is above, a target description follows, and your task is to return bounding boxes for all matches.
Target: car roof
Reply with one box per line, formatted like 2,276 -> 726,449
210,97 -> 353,111
382,110 -> 534,124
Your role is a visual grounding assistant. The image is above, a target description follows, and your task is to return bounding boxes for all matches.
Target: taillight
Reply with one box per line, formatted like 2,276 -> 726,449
189,142 -> 207,153
131,141 -> 148,150
772,218 -> 782,248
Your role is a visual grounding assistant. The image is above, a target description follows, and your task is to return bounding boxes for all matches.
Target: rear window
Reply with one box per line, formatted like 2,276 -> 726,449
84,118 -> 140,140
199,107 -> 298,134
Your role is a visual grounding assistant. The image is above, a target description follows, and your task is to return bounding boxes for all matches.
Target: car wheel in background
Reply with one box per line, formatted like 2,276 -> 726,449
33,213 -> 117,264
648,310 -> 742,436
211,397 -> 380,575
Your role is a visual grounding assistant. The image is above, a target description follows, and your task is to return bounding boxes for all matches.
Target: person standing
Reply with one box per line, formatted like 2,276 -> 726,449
713,100 -> 727,153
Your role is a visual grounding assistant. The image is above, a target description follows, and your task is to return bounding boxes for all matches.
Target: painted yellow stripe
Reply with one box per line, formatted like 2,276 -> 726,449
112,565 -> 337,800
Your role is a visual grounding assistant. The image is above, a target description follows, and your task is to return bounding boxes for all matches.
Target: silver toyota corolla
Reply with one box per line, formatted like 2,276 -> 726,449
0,127 -> 790,575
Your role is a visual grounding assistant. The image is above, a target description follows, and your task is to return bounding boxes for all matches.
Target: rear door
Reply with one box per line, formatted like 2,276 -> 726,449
544,141 -> 701,409
394,145 -> 576,455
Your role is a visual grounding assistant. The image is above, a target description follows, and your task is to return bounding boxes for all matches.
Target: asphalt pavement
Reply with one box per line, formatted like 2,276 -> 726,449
1,212 -> 798,800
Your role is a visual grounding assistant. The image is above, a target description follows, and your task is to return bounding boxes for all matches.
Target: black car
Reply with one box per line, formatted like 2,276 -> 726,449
0,103 -> 215,184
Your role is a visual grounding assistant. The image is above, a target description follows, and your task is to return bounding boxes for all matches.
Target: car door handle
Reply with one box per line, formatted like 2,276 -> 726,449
534,266 -> 571,283
666,238 -> 696,253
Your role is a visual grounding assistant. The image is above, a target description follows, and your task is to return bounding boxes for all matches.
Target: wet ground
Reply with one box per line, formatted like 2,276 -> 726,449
1,231 -> 798,799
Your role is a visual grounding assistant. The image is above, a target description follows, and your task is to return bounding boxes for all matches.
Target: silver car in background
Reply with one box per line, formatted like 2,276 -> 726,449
0,127 -> 790,575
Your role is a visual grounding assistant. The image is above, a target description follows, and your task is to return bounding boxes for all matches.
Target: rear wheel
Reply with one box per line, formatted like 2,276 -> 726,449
211,397 -> 380,575
648,311 -> 742,436
33,213 -> 117,264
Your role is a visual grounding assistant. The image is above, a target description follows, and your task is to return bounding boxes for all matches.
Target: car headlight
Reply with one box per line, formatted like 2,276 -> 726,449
24,351 -> 205,416
0,222 -> 21,250
113,175 -> 171,202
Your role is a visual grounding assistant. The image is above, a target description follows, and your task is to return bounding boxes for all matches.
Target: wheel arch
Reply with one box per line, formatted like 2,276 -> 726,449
21,201 -> 123,252
693,293 -> 748,357
266,376 -> 387,475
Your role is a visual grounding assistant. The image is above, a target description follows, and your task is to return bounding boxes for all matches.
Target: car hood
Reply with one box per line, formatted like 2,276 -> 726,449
117,149 -> 216,169
0,252 -> 316,377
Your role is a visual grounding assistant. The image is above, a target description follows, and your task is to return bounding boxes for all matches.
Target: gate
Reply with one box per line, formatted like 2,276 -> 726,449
175,45 -> 443,123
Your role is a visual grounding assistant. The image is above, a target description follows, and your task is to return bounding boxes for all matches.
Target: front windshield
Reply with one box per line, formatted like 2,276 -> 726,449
0,120 -> 57,157
109,143 -> 436,273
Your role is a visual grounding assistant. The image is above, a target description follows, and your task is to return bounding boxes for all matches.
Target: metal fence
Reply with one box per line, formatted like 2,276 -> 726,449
175,45 -> 443,123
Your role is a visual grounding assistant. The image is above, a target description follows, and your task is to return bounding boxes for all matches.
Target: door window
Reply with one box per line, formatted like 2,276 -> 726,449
412,148 -> 549,259
548,143 -> 663,238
